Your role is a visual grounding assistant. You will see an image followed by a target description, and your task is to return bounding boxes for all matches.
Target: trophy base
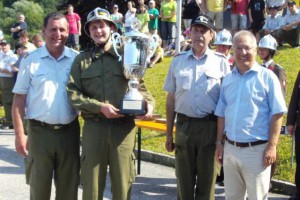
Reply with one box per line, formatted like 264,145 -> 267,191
119,99 -> 146,115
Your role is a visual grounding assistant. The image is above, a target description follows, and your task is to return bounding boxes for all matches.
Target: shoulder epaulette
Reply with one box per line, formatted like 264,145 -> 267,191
174,51 -> 187,57
23,52 -> 30,58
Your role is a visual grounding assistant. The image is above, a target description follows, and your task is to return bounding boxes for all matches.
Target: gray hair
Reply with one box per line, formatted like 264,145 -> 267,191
232,30 -> 257,49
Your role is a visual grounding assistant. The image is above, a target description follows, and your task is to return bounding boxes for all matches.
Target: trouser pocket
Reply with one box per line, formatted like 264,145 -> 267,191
130,152 -> 136,182
25,156 -> 33,185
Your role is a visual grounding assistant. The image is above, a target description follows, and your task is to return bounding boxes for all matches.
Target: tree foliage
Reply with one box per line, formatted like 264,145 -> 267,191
0,0 -> 59,42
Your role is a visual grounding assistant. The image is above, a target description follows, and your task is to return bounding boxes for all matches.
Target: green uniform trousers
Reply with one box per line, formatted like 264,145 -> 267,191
0,77 -> 14,124
26,119 -> 80,200
81,118 -> 136,200
175,116 -> 218,200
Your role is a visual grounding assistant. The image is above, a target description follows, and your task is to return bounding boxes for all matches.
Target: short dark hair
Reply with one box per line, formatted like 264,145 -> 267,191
43,12 -> 67,28
19,30 -> 29,38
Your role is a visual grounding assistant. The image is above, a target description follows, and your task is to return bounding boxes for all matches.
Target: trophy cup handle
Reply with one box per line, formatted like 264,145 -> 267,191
111,32 -> 122,62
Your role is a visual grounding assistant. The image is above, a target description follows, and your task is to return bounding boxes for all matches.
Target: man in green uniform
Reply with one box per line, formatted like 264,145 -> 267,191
12,12 -> 80,199
67,7 -> 155,200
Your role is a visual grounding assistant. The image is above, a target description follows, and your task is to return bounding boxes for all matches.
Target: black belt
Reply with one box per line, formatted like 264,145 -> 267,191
29,118 -> 78,130
226,137 -> 268,148
177,113 -> 217,122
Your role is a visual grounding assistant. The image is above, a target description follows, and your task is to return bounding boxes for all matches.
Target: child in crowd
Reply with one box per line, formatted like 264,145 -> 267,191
148,0 -> 160,35
181,28 -> 192,52
148,34 -> 164,68
136,4 -> 150,33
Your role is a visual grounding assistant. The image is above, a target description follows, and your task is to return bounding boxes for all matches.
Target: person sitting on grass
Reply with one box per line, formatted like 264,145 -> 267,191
259,6 -> 282,45
277,0 -> 300,48
148,35 -> 164,68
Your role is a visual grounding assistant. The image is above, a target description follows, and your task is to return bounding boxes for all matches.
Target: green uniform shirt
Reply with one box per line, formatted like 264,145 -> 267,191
67,45 -> 155,119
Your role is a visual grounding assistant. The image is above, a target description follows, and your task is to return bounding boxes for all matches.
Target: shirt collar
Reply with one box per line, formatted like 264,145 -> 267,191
40,45 -> 73,60
232,61 -> 261,75
263,59 -> 273,67
187,48 -> 211,60
93,45 -> 120,60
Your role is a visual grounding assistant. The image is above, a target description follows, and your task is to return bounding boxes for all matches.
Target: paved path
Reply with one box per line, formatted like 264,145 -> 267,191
0,130 -> 291,199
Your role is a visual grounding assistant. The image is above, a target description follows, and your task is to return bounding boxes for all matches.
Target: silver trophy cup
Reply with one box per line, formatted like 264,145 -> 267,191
111,21 -> 157,115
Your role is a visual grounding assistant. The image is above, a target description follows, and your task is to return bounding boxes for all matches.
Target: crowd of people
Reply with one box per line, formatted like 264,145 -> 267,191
0,0 -> 299,200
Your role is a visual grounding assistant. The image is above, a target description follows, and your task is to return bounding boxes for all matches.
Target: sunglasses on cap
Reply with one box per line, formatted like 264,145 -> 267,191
87,8 -> 110,21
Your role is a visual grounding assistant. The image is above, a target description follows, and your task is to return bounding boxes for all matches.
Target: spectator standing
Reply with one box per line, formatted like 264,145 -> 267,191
0,30 -> 3,42
12,12 -> 80,200
31,33 -> 45,48
65,4 -> 81,50
137,0 -> 149,13
148,0 -> 160,35
164,14 -> 230,200
277,0 -> 300,47
231,0 -> 250,35
248,0 -> 266,41
182,0 -> 201,30
260,6 -> 282,42
18,30 -> 36,52
287,71 -> 300,200
124,1 -> 137,32
0,40 -> 18,130
10,14 -> 27,46
111,4 -> 124,34
67,7 -> 155,200
214,30 -> 287,200
136,4 -> 150,33
203,0 -> 226,31
11,43 -> 28,82
160,0 -> 177,50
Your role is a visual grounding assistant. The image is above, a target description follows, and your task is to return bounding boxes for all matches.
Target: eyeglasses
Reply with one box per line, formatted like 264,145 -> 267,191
234,46 -> 255,52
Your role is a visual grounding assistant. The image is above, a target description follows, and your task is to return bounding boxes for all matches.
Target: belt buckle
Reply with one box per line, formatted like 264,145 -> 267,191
233,141 -> 237,147
53,125 -> 62,130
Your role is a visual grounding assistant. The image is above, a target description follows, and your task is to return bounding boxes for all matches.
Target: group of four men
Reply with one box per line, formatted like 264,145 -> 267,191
12,6 -> 286,200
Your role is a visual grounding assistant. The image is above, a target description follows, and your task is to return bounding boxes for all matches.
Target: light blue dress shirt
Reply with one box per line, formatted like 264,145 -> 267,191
164,48 -> 230,117
281,10 -> 300,29
0,50 -> 18,77
215,62 -> 287,142
13,45 -> 78,124
262,13 -> 282,31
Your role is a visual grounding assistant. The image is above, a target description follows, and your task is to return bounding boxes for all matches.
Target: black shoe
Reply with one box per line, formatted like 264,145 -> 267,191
290,194 -> 300,200
217,181 -> 224,186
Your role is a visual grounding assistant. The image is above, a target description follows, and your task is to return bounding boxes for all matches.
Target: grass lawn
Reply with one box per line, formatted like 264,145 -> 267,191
142,45 -> 299,183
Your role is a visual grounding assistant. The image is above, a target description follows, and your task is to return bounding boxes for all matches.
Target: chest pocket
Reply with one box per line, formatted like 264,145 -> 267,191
176,73 -> 191,91
31,68 -> 49,87
112,66 -> 128,101
80,68 -> 102,98
198,71 -> 222,98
